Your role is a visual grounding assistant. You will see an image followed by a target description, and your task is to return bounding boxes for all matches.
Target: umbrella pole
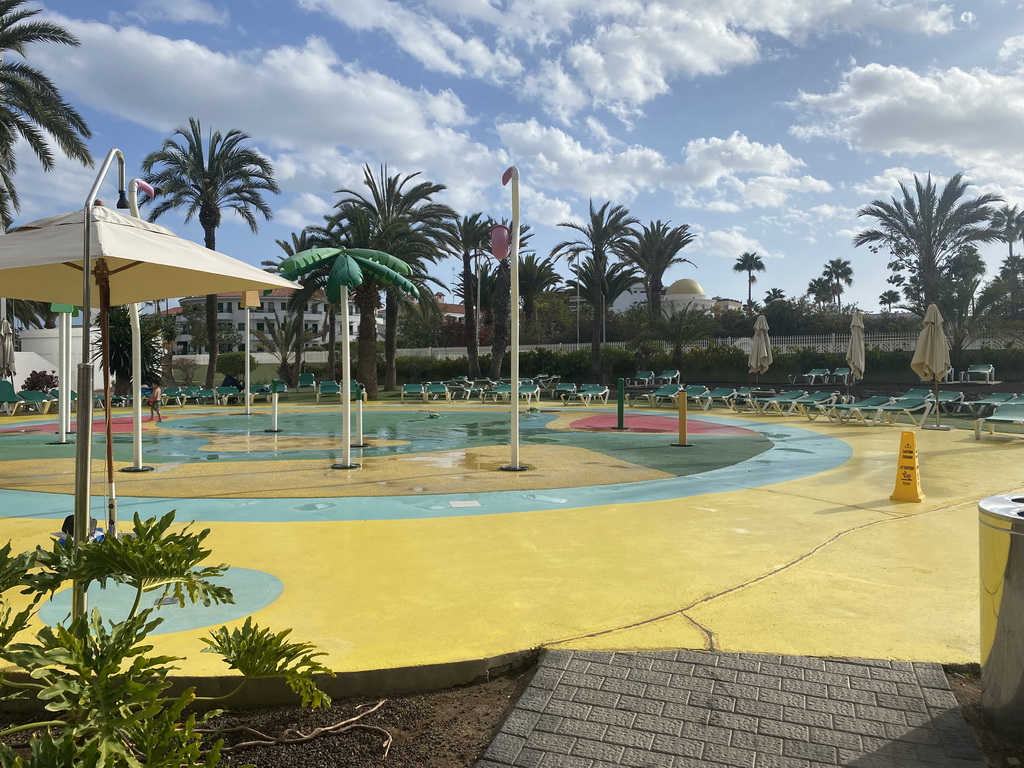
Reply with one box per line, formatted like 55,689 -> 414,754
98,262 -> 117,536
934,378 -> 940,428
332,285 -> 357,470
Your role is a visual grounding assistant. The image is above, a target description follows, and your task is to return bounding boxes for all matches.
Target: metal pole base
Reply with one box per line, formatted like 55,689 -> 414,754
48,439 -> 74,445
120,465 -> 155,473
265,428 -> 283,433
500,464 -> 530,472
610,427 -> 629,431
922,425 -> 953,431
332,462 -> 360,470
351,442 -> 370,448
671,443 -> 695,447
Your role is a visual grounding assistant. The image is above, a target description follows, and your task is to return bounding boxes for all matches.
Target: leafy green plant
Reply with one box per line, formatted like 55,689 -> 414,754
0,511 -> 331,767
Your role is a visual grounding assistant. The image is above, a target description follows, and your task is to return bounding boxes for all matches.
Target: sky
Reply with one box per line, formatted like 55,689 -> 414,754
12,0 -> 1024,312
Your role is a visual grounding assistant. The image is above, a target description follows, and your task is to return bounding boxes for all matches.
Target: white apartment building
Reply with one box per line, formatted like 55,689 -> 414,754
173,290 -> 384,354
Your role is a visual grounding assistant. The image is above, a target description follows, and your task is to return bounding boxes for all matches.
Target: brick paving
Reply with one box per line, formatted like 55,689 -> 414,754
476,650 -> 986,768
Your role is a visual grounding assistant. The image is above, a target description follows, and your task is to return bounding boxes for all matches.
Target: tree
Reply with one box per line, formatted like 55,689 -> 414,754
807,276 -> 833,306
441,213 -> 492,378
764,288 -> 786,303
552,200 -> 639,379
566,255 -> 641,355
822,258 -> 854,310
990,204 -> 1024,260
142,118 -> 280,387
853,172 -> 1002,311
95,305 -> 162,396
335,164 -> 455,391
0,0 -> 93,228
180,301 -> 207,352
732,251 -> 765,309
518,252 -> 561,323
264,230 -> 323,386
878,289 -> 901,312
648,306 -> 720,371
620,220 -> 695,319
252,311 -> 315,382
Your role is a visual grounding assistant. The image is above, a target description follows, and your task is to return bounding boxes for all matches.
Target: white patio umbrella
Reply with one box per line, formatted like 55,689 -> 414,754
0,203 -> 298,540
845,310 -> 865,398
748,314 -> 773,382
910,303 -> 951,429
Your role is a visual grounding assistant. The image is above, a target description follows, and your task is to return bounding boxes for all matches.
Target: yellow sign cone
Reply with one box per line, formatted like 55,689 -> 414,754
890,430 -> 925,503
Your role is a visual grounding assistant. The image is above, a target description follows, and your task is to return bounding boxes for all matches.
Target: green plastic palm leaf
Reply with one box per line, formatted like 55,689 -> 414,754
324,252 -> 364,303
344,248 -> 413,275
277,247 -> 344,281
355,257 -> 420,298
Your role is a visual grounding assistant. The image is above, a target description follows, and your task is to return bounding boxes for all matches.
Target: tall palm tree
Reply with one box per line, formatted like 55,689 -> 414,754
142,117 -> 280,387
251,311 -> 315,383
878,289 -> 901,311
0,0 -> 93,228
649,306 -> 719,371
551,200 -> 639,379
441,213 -> 492,378
732,252 -> 765,309
822,258 -> 854,310
807,276 -> 833,306
853,172 -> 1002,311
566,256 -> 641,349
518,253 -> 561,323
991,204 -> 1024,260
336,164 -> 455,390
620,220 -> 695,320
764,288 -> 786,303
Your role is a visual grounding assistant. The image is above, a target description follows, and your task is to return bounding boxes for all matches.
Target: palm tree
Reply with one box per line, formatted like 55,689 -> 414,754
441,213 -> 492,378
807,276 -> 833,306
853,172 -> 1002,311
336,164 -> 455,390
878,289 -> 901,312
0,0 -> 93,228
991,204 -> 1024,260
822,258 -> 854,310
252,312 -> 315,383
732,252 -> 765,309
142,117 -> 280,387
551,200 -> 639,379
518,253 -> 561,323
620,220 -> 695,320
649,306 -> 720,371
99,306 -> 163,397
567,255 -> 641,351
265,230 -> 319,385
764,288 -> 786,303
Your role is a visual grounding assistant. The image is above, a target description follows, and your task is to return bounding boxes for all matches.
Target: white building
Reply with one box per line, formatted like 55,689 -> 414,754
609,278 -> 738,316
174,290 -> 384,354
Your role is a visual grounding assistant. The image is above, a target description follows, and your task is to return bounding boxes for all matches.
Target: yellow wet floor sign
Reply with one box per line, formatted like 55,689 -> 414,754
890,430 -> 924,502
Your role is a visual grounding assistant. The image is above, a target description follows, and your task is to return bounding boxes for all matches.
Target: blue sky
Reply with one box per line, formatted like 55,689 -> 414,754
14,0 -> 1024,312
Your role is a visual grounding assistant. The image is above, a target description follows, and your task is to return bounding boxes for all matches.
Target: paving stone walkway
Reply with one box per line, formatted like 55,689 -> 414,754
476,650 -> 986,768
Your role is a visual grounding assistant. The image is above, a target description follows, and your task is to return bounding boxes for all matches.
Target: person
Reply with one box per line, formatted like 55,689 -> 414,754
148,381 -> 163,422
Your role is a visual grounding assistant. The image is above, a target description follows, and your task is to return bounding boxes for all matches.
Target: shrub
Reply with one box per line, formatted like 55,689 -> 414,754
20,370 -> 58,392
215,351 -> 257,379
171,358 -> 199,386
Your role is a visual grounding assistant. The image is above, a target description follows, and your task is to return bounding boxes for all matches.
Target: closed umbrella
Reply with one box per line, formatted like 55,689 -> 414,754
0,316 -> 14,383
748,314 -> 773,383
845,310 -> 865,398
910,303 -> 951,429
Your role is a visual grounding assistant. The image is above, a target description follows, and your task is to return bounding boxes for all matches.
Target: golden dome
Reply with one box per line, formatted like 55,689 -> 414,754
666,278 -> 705,296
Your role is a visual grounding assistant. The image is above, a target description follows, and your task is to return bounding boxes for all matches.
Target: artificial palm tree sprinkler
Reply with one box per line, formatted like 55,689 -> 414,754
277,246 -> 418,469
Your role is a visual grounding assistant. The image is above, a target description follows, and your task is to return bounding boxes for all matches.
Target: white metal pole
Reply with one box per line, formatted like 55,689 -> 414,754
130,303 -> 143,469
333,285 -> 357,469
503,166 -> 524,471
58,312 -> 69,441
244,305 -> 251,415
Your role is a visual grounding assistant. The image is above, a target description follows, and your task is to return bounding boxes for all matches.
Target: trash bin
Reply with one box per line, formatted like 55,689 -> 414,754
979,494 -> 1024,741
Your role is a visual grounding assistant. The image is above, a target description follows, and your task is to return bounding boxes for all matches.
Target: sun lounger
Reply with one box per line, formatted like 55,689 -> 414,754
830,368 -> 851,385
817,395 -> 896,424
975,403 -> 1024,439
965,392 -> 1019,418
161,386 -> 184,406
933,390 -> 965,414
551,382 -> 577,400
15,390 -> 54,414
643,384 -> 683,407
215,386 -> 242,405
653,370 -> 681,385
696,387 -> 736,410
316,381 -> 342,404
562,384 -> 609,406
961,364 -> 995,384
297,373 -> 316,390
788,368 -> 831,385
789,391 -> 840,419
0,380 -> 24,415
424,383 -> 452,403
628,371 -> 655,387
871,397 -> 933,427
733,389 -> 805,414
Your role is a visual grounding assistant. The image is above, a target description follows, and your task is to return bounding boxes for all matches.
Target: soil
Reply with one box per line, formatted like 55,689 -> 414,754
946,664 -> 1024,768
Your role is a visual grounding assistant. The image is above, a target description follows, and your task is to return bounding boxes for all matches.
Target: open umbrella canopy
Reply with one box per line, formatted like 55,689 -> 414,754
846,311 -> 865,382
748,314 -> 773,375
911,304 -> 951,382
0,205 -> 297,304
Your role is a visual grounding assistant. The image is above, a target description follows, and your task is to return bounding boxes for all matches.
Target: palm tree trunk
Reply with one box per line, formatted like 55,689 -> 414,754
384,290 -> 399,391
354,288 -> 379,397
650,277 -> 663,319
590,284 -> 602,381
464,252 -> 480,378
204,294 -> 217,388
488,260 -> 510,380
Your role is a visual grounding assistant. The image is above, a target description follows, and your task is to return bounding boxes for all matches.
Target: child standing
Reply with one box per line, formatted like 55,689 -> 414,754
148,381 -> 163,422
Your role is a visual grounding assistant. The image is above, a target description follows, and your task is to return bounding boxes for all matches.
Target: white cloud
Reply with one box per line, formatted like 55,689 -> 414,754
999,34 -> 1024,62
131,0 -> 228,25
696,227 -> 777,262
792,63 -> 1024,185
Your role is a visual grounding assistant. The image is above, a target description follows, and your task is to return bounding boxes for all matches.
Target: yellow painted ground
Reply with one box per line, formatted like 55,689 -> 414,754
2,407 -> 1018,677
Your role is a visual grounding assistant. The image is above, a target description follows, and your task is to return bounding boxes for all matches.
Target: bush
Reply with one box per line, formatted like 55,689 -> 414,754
20,370 -> 58,392
215,351 -> 257,378
171,358 -> 199,386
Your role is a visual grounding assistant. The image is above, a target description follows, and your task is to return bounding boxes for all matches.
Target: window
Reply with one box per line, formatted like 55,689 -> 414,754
256,322 -> 265,332
237,323 -> 244,331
